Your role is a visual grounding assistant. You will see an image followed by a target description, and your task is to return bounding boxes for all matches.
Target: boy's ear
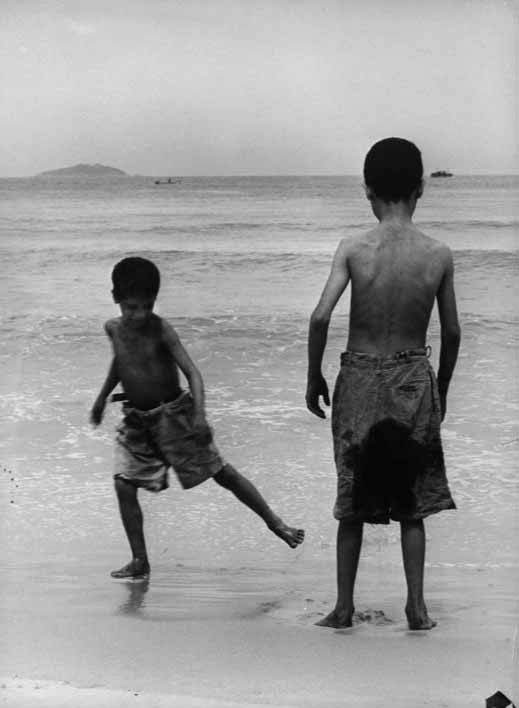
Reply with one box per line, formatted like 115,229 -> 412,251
415,180 -> 424,200
111,289 -> 120,304
364,184 -> 375,201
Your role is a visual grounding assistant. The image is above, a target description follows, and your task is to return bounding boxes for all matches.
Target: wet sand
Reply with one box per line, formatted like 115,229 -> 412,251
2,558 -> 518,708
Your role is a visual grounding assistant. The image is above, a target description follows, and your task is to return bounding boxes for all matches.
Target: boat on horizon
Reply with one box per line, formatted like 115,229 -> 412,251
430,170 -> 453,178
154,178 -> 181,185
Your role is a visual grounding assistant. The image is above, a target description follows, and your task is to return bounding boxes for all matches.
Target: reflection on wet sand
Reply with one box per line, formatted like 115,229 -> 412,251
116,578 -> 150,616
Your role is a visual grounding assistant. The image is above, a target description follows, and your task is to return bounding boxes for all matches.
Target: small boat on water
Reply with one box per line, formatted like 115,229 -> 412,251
154,178 -> 181,185
430,170 -> 453,178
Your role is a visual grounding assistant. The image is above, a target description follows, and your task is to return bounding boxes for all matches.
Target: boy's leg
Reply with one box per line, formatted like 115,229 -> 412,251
400,519 -> 436,629
213,463 -> 304,548
111,477 -> 150,578
316,519 -> 363,628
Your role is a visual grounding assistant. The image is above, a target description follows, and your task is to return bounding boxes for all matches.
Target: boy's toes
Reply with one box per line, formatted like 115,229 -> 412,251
270,523 -> 305,548
408,617 -> 437,630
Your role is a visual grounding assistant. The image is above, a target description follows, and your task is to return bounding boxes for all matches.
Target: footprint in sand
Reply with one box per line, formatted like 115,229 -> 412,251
353,609 -> 394,625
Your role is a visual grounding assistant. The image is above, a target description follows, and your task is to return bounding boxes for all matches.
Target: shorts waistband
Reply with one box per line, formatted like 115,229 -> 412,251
341,346 -> 431,366
119,391 -> 191,418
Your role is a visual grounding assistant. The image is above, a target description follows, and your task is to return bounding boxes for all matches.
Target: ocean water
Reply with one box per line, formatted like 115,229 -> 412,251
1,174 -> 518,580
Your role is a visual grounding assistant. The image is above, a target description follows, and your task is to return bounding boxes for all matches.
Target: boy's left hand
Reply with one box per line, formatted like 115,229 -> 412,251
90,397 -> 106,426
306,375 -> 330,419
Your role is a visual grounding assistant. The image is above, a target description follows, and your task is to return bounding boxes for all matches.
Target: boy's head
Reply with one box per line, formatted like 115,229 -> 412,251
363,137 -> 423,203
111,257 -> 160,302
112,257 -> 160,327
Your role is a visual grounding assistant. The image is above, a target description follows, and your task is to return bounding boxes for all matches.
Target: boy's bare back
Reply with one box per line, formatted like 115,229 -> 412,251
344,223 -> 452,354
311,222 -> 457,358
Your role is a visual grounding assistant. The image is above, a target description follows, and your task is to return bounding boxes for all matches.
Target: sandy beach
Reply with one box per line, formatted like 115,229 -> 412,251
2,554 -> 518,708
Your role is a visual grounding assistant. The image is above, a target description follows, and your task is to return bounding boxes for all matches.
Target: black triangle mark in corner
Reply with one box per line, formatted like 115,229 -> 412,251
486,690 -> 516,708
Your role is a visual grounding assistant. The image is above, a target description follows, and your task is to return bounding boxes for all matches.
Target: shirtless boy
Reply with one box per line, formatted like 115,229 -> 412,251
306,138 -> 460,630
91,257 -> 304,579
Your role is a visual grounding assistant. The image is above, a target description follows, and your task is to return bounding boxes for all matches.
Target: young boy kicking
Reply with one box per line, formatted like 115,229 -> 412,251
91,257 -> 304,578
306,138 -> 460,630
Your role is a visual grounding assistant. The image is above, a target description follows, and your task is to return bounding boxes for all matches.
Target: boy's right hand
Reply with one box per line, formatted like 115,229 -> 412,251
305,375 -> 330,419
90,398 -> 106,426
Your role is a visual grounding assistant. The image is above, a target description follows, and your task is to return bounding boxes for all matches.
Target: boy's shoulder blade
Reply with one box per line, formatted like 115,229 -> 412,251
419,231 -> 452,260
337,231 -> 372,250
344,228 -> 380,253
419,228 -> 447,247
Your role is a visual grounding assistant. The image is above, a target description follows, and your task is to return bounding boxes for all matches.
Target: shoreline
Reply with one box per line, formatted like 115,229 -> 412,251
0,678 -> 296,708
2,560 -> 517,708
3,676 -> 513,708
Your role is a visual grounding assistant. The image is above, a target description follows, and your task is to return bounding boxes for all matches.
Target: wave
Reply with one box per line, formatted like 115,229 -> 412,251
3,309 -> 514,343
458,314 -> 519,332
135,218 -> 517,233
5,244 -> 517,268
1,247 -> 335,265
3,216 -> 517,237
419,219 -> 518,230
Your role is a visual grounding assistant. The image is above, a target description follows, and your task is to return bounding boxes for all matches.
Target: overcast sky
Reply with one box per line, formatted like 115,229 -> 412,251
1,0 -> 517,176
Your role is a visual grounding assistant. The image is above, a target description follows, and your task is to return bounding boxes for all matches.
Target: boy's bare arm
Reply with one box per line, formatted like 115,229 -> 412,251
306,240 -> 351,418
436,249 -> 461,420
90,322 -> 120,426
90,356 -> 120,426
161,320 -> 208,430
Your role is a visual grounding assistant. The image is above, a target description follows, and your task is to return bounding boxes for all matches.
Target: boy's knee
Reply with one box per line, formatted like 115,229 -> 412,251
213,463 -> 237,489
400,518 -> 424,526
114,475 -> 137,496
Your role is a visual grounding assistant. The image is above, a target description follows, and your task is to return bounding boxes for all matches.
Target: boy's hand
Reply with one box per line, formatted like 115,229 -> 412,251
306,375 -> 330,419
192,411 -> 213,446
90,397 -> 106,426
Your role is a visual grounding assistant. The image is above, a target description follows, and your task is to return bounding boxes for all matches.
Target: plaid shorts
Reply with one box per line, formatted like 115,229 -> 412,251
114,392 -> 224,491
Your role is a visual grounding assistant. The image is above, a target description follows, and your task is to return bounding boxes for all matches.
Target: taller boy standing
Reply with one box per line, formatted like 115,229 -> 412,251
91,257 -> 304,579
306,138 -> 460,630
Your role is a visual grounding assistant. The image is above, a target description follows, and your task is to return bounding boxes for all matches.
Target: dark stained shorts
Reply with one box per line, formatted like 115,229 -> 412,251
331,348 -> 456,523
114,392 -> 225,491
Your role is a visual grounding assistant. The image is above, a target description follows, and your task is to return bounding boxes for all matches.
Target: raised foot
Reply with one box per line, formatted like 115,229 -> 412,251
315,609 -> 353,628
110,559 -> 150,579
269,521 -> 305,549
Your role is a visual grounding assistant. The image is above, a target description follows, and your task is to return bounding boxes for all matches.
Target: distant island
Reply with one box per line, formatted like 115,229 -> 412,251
430,170 -> 453,178
36,163 -> 127,178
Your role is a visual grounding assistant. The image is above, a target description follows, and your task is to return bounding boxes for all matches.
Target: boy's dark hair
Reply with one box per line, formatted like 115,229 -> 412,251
364,137 -> 423,203
111,257 -> 160,300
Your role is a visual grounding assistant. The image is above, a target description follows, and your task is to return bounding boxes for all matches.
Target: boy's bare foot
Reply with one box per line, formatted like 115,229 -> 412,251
268,520 -> 305,548
315,609 -> 353,628
110,559 -> 150,579
405,604 -> 437,630
407,616 -> 437,630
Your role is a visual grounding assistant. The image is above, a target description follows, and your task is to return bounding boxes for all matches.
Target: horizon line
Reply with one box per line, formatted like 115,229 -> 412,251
1,172 -> 518,179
